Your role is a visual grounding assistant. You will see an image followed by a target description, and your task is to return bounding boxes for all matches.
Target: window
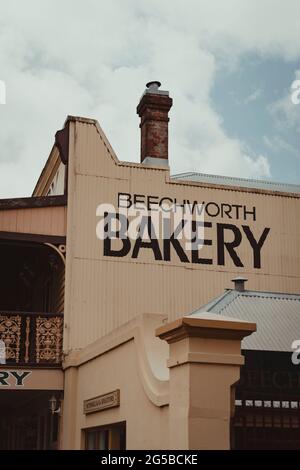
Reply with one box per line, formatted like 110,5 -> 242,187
86,429 -> 108,450
85,422 -> 126,450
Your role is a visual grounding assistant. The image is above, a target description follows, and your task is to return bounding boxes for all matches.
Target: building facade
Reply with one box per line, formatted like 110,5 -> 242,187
0,82 -> 299,449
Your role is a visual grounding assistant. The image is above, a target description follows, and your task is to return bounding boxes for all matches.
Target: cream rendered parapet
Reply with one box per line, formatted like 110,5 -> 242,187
156,312 -> 256,450
63,313 -> 170,406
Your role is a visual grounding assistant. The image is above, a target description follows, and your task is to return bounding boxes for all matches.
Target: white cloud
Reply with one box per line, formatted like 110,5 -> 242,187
1,0 -> 300,197
244,89 -> 262,104
263,135 -> 298,157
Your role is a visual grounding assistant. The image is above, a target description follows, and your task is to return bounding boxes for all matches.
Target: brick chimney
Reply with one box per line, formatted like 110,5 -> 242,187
137,81 -> 173,166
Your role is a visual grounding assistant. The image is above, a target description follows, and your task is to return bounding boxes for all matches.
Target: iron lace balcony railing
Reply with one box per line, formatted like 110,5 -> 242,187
0,311 -> 63,367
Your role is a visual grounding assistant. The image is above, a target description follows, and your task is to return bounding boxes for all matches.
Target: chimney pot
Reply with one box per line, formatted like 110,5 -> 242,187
146,81 -> 162,91
232,277 -> 248,292
137,82 -> 173,166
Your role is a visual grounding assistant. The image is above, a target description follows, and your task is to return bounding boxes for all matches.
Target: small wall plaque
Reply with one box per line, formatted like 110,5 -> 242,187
83,389 -> 120,414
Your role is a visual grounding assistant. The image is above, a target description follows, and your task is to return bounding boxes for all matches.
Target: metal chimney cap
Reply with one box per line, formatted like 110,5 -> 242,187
146,81 -> 161,90
142,81 -> 169,97
232,277 -> 248,292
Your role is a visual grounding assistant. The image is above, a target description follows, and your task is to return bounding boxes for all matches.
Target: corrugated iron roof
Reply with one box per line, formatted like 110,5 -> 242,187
172,172 -> 300,194
191,289 -> 300,352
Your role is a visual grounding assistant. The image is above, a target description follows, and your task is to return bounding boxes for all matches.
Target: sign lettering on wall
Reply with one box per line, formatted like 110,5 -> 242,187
96,193 -> 271,269
0,369 -> 63,390
0,370 -> 32,387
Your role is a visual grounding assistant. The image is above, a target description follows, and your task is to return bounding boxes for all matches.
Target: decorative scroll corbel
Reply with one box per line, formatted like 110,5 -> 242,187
55,122 -> 69,164
44,243 -> 66,265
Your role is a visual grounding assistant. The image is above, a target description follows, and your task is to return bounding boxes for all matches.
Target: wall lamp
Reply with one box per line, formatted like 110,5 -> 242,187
49,395 -> 61,415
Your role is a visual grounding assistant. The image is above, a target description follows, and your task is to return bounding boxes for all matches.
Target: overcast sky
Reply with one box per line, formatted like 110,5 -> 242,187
0,0 -> 300,198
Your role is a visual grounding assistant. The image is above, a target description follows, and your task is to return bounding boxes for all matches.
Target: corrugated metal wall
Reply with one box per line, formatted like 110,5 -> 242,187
53,267 -> 65,313
63,120 -> 300,350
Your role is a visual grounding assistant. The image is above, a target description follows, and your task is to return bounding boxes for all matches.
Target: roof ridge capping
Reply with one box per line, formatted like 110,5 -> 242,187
231,289 -> 300,300
172,171 -> 300,194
